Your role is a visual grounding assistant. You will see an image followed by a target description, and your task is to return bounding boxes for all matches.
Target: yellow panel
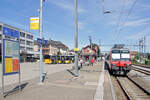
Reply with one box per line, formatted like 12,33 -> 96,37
30,17 -> 39,30
5,58 -> 13,73
74,48 -> 79,51
30,23 -> 39,30
30,17 -> 39,21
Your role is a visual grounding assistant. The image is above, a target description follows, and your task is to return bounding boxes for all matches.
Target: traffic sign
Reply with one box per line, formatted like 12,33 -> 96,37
43,40 -> 48,45
37,38 -> 42,44
37,38 -> 48,45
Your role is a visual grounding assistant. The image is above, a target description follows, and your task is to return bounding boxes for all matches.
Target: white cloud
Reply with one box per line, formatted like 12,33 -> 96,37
0,16 -> 29,30
49,0 -> 86,13
124,18 -> 150,27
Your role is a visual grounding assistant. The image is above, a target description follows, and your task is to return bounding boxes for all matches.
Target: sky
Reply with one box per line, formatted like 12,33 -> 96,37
0,0 -> 150,52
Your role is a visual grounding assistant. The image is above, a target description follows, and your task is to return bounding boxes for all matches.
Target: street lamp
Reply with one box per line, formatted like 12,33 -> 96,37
102,0 -> 111,14
74,0 -> 79,77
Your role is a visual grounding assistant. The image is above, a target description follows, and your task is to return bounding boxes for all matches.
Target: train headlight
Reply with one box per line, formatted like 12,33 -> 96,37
111,64 -> 116,66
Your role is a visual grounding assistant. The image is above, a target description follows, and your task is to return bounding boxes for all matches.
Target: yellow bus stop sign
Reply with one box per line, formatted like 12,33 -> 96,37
30,17 -> 39,30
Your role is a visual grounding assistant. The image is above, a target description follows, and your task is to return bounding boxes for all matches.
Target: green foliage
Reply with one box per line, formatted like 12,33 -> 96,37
145,60 -> 150,65
134,55 -> 139,60
148,54 -> 150,60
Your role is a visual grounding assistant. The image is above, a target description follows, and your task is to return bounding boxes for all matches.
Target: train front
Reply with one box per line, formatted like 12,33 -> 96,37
110,48 -> 132,75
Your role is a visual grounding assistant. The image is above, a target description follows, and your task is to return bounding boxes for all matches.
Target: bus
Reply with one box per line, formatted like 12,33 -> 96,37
44,55 -> 52,64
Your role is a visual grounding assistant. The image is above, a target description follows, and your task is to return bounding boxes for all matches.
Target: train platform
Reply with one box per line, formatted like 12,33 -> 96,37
0,61 -> 115,100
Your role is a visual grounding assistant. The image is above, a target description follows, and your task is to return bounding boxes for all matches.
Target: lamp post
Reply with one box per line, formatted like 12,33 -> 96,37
74,0 -> 79,77
102,0 -> 111,14
39,0 -> 43,83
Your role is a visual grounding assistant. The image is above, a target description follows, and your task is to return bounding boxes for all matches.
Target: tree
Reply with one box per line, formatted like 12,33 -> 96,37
148,53 -> 150,60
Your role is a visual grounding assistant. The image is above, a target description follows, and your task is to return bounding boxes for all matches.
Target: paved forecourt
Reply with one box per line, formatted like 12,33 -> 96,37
0,61 -> 114,100
0,63 -> 73,87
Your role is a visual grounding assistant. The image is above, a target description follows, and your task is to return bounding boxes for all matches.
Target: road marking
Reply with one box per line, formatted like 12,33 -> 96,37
84,82 -> 98,86
94,63 -> 104,100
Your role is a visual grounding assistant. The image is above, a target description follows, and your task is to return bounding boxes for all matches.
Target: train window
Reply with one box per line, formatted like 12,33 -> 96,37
121,50 -> 129,53
112,50 -> 120,53
121,54 -> 130,61
112,54 -> 120,59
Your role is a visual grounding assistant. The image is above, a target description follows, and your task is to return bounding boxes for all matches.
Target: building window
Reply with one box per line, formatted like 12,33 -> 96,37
20,39 -> 25,44
26,34 -> 33,40
20,32 -> 25,37
26,41 -> 33,46
26,47 -> 33,51
20,46 -> 25,51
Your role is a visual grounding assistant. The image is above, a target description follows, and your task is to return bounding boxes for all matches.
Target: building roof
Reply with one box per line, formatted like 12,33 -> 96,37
34,39 -> 69,50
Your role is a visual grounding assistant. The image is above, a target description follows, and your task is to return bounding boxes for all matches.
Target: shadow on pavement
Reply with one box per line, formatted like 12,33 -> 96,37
4,82 -> 28,98
42,72 -> 47,82
66,69 -> 77,76
66,66 -> 82,77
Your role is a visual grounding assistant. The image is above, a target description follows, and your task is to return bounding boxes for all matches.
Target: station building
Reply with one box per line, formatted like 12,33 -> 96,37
0,22 -> 34,62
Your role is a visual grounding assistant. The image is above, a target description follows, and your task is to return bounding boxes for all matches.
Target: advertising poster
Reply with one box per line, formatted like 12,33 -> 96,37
3,39 -> 20,75
4,57 -> 13,73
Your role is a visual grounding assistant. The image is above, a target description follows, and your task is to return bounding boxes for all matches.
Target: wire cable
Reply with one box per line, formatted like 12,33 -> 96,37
114,0 -> 138,43
113,0 -> 125,43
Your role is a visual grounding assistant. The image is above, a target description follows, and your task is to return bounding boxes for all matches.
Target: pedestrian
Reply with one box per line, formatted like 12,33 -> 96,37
90,58 -> 95,66
79,58 -> 83,67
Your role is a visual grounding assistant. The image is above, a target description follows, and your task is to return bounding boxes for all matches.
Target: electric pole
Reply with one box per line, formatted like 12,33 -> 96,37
39,0 -> 43,83
74,0 -> 79,77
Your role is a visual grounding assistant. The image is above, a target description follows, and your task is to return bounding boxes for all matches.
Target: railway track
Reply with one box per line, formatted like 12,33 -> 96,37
132,65 -> 150,75
133,64 -> 150,69
116,76 -> 150,100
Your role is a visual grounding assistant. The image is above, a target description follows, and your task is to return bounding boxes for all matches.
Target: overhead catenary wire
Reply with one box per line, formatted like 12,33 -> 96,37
113,0 -> 126,43
114,0 -> 138,43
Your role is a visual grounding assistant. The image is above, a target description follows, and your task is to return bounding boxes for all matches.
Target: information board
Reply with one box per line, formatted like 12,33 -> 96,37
3,39 -> 20,75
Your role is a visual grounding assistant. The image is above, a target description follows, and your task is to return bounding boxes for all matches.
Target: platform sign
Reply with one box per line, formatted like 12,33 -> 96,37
3,39 -> 20,76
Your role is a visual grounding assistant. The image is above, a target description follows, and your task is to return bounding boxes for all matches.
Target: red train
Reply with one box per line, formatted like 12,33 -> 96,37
106,45 -> 132,75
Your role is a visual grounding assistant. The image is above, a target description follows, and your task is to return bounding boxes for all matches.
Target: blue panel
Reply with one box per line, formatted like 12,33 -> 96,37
43,40 -> 48,45
12,30 -> 19,39
3,27 -> 11,36
3,27 -> 19,39
37,38 -> 42,44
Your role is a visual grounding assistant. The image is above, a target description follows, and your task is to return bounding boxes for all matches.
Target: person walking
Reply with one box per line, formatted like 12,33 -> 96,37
90,57 -> 95,66
79,58 -> 83,67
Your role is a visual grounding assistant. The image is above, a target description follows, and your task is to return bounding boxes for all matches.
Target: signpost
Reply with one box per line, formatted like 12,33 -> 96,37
37,38 -> 48,45
2,26 -> 21,96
